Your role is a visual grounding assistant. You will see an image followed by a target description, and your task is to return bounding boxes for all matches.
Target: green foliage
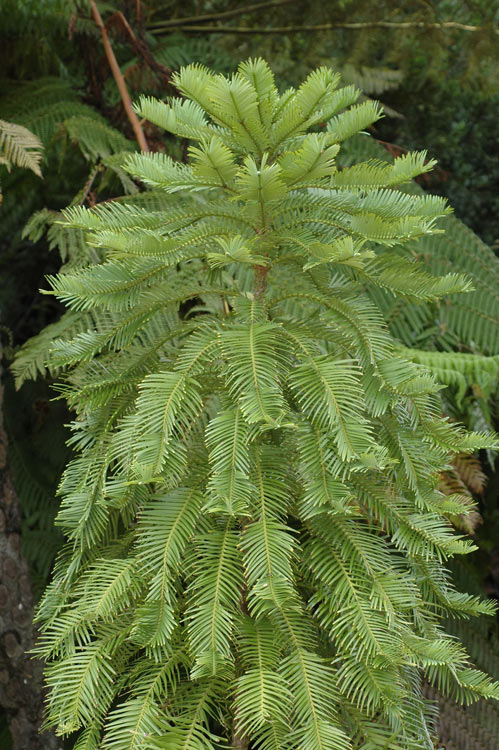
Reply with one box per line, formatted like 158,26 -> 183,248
0,70 -> 139,362
426,560 -> 499,749
334,132 -> 499,441
0,116 -> 43,209
0,118 -> 43,177
378,85 -> 499,247
1,5 -> 498,748
18,59 -> 499,749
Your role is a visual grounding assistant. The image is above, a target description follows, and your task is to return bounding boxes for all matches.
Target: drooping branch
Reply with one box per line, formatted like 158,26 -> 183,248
149,20 -> 498,35
147,0 -> 298,31
88,0 -> 149,152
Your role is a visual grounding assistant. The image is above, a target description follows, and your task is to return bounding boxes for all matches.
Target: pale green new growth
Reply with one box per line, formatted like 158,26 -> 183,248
18,59 -> 499,749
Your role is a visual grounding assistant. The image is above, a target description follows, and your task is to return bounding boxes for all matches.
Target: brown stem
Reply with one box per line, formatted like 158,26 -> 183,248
147,0 -> 298,30
231,728 -> 250,750
376,138 -> 409,154
0,350 -> 59,749
110,11 -> 172,85
79,165 -> 102,206
151,20 -> 498,35
88,0 -> 149,151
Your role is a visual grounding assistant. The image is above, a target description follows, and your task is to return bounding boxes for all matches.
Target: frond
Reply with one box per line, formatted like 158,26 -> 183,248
340,64 -> 403,96
135,95 -> 218,142
365,254 -> 471,300
0,118 -> 43,176
219,308 -> 287,425
21,100 -> 109,144
124,151 -> 220,194
235,154 -> 286,206
101,654 -> 184,749
295,421 -> 356,518
133,487 -> 203,649
327,100 -> 384,142
150,680 -> 226,749
23,208 -> 96,268
243,515 -> 296,618
44,634 -> 120,734
397,347 -> 499,406
288,356 -> 373,460
238,57 -> 278,131
204,71 -> 268,153
186,523 -> 244,677
12,311 -> 89,386
75,558 -> 143,623
280,650 -> 350,750
205,408 -> 254,515
331,152 -> 436,189
278,133 -> 339,187
125,371 -> 203,481
189,137 -> 238,188
102,698 -> 166,749
73,724 -> 102,750
234,669 -> 293,738
63,116 -> 136,160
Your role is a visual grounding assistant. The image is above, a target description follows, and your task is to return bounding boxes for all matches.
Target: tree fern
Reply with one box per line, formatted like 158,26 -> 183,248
0,72 -> 139,262
17,59 -> 499,749
0,118 -> 43,200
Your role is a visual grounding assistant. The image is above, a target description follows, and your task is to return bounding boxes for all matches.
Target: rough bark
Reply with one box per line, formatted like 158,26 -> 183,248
0,348 -> 59,749
109,11 -> 172,86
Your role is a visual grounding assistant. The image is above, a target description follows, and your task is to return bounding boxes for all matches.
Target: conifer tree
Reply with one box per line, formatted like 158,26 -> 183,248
20,59 -> 499,749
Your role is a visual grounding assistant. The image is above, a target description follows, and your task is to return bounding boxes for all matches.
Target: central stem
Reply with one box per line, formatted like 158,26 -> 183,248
253,264 -> 269,301
231,729 -> 250,750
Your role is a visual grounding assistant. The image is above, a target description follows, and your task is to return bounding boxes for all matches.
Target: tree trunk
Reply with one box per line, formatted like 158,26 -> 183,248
0,348 -> 59,749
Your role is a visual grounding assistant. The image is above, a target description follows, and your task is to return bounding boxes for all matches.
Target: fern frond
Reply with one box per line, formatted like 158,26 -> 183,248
127,371 -> 203,481
0,118 -> 43,176
133,487 -> 203,649
45,634 -> 120,734
186,523 -> 244,677
63,116 -> 136,160
219,309 -> 287,425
